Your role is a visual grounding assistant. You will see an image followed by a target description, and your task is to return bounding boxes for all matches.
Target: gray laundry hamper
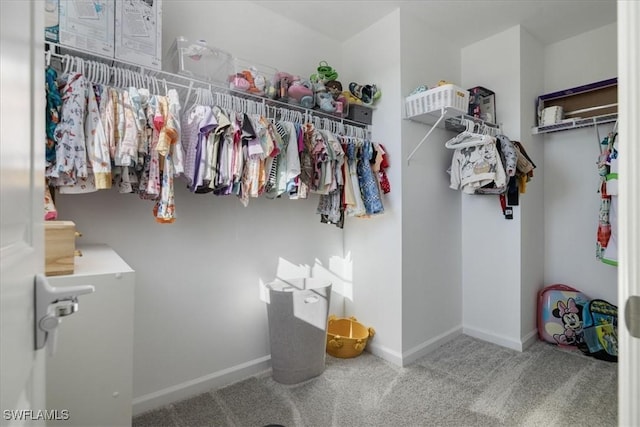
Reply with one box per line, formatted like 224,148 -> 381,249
266,278 -> 331,384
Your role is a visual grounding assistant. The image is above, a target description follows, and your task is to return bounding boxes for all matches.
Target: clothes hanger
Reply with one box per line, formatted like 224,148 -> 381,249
445,118 -> 491,149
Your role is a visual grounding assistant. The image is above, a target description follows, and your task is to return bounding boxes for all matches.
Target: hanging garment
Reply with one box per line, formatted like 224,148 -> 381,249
449,137 -> 506,195
357,140 -> 384,215
344,140 -> 366,217
50,72 -> 90,186
45,66 -> 62,174
597,132 -> 618,266
475,134 -> 516,195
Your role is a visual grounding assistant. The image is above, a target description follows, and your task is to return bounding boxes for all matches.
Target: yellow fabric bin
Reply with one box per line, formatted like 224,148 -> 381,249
326,315 -> 375,358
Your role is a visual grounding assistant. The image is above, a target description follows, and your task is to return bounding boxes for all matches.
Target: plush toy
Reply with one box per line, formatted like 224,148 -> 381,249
288,77 -> 314,107
325,80 -> 343,99
342,90 -> 362,105
229,73 -> 250,92
316,92 -> 337,113
269,71 -> 295,100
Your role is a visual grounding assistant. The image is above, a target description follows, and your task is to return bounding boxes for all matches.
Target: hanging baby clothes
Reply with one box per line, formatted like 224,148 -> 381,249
344,139 -> 366,217
474,134 -> 517,195
316,130 -> 345,227
357,140 -> 384,215
45,66 -> 62,175
596,131 -> 618,266
49,72 -> 89,187
449,137 -> 506,195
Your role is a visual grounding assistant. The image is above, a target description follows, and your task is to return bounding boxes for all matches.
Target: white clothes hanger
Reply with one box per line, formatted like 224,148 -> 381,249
445,118 -> 492,149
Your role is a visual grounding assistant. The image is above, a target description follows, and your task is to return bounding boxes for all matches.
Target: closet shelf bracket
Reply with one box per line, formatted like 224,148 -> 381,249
406,107 -> 499,164
406,109 -> 447,164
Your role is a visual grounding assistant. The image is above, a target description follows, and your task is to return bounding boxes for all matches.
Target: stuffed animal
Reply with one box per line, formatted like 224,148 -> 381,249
316,92 -> 337,113
288,77 -> 314,107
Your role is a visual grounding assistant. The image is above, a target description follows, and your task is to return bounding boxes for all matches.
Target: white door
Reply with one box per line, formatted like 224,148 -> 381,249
0,1 -> 46,426
617,1 -> 640,426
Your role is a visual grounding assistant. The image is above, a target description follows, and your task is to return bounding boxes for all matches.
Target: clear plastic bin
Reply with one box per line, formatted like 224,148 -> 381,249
167,36 -> 233,84
229,57 -> 278,98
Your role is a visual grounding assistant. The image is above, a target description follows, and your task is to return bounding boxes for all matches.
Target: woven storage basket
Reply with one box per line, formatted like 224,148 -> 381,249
405,84 -> 470,118
326,315 -> 375,358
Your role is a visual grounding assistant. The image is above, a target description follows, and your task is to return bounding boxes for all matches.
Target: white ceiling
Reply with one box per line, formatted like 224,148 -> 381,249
250,0 -> 617,47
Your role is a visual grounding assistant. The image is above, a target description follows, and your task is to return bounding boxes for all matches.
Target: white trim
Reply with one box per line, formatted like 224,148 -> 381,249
617,2 -> 640,426
365,341 -> 404,367
520,329 -> 539,351
132,355 -> 271,416
463,326 -> 527,352
401,326 -> 463,366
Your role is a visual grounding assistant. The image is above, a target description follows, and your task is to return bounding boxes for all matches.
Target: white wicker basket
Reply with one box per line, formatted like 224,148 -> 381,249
405,84 -> 470,118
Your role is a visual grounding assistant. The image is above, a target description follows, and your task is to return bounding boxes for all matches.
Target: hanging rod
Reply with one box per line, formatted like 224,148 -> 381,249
406,107 -> 501,164
45,42 -> 370,131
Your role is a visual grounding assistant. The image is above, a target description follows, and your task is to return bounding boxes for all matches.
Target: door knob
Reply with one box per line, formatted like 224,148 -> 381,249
625,295 -> 640,338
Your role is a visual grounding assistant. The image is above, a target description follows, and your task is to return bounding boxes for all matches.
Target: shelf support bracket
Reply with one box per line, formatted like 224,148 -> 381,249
407,109 -> 447,164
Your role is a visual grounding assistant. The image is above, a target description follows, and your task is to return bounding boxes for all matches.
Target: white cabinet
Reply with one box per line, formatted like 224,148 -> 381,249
46,244 -> 135,427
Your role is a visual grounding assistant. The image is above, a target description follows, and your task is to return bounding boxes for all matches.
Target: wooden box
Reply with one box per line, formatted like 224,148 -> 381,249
45,220 -> 79,276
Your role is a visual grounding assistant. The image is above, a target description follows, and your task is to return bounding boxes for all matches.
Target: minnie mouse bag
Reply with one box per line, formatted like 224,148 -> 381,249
537,284 -> 591,347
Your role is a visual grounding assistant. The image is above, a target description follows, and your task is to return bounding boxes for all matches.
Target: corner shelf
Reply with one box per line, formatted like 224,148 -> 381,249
405,107 -> 498,163
531,113 -> 618,135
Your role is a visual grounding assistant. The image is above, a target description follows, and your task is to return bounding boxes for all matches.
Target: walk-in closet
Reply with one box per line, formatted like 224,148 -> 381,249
1,1 -> 638,426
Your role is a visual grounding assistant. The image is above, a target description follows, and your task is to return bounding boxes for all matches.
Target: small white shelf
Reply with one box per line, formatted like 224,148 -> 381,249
405,107 -> 498,163
532,113 -> 618,134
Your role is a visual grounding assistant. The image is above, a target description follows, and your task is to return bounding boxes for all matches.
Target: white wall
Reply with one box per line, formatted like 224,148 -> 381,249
543,23 -> 618,304
460,26 -> 526,350
57,1 -> 350,414
341,10 -> 404,364
544,23 -> 618,93
53,2 -> 619,414
519,29 -> 545,341
399,9 -> 464,363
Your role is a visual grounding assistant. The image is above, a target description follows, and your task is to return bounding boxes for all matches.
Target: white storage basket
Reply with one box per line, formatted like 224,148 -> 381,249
405,84 -> 470,118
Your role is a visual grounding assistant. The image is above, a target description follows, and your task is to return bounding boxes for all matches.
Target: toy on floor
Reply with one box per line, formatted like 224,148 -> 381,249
537,284 -> 591,347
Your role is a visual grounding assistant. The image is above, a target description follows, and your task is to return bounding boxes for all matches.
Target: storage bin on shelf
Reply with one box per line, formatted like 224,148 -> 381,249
229,57 -> 278,98
326,315 -> 375,358
167,36 -> 233,84
404,84 -> 470,119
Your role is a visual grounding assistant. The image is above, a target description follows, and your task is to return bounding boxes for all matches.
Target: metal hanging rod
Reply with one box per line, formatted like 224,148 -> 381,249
45,42 -> 369,131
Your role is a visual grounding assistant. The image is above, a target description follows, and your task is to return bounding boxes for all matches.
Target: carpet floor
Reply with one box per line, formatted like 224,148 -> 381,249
132,334 -> 617,427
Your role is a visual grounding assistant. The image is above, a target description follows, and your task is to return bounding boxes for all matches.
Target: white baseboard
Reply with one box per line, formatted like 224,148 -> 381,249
401,326 -> 463,366
521,328 -> 539,350
132,355 -> 271,416
463,325 -> 539,352
365,341 -> 404,367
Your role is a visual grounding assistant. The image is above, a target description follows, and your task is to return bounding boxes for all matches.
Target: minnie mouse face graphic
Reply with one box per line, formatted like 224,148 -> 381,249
552,298 -> 584,345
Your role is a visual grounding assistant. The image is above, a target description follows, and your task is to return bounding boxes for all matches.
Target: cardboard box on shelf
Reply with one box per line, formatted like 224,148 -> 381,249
45,0 -> 60,43
59,0 -> 115,57
115,0 -> 162,70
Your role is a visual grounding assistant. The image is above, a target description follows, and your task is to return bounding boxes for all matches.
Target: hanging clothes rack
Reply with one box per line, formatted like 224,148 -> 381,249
45,42 -> 370,135
406,106 -> 502,164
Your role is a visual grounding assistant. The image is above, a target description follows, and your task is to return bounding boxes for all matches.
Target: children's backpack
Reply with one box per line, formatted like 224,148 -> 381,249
537,284 -> 590,347
577,299 -> 618,362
